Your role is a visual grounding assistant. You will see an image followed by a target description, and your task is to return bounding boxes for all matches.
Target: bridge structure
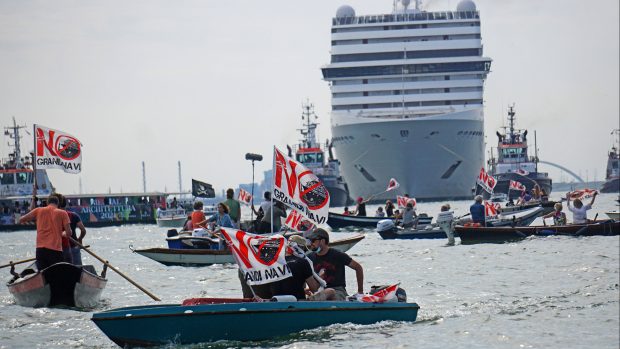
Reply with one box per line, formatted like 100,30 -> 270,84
538,160 -> 585,183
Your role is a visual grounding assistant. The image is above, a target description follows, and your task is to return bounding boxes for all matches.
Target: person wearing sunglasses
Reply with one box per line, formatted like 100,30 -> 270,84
305,228 -> 364,301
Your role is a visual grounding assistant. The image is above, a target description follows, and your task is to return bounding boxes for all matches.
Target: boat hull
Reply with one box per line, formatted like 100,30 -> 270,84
332,110 -> 485,202
134,234 -> 365,266
600,177 -> 619,193
378,227 -> 449,240
328,212 -> 433,230
456,220 -> 620,244
156,217 -> 186,228
7,263 -> 106,308
92,301 -> 419,347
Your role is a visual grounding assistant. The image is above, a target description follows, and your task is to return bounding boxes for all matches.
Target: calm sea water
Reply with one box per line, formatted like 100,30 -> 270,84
1,194 -> 618,349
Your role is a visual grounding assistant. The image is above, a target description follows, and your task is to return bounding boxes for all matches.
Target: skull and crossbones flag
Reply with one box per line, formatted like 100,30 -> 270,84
192,179 -> 215,198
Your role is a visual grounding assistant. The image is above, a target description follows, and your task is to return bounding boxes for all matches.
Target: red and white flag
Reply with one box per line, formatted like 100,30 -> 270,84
273,147 -> 330,226
396,195 -> 416,209
238,188 -> 253,205
509,180 -> 526,192
219,227 -> 292,286
484,201 -> 500,217
386,178 -> 400,192
515,168 -> 530,176
34,124 -> 83,174
355,284 -> 399,303
569,189 -> 598,200
283,209 -> 315,232
477,168 -> 497,193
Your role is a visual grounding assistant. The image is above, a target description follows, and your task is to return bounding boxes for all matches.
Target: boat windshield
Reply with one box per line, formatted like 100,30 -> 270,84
501,148 -> 525,159
296,152 -> 323,164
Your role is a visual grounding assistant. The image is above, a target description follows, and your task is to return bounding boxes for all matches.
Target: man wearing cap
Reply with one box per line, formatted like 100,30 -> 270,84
268,235 -> 335,301
306,228 -> 364,300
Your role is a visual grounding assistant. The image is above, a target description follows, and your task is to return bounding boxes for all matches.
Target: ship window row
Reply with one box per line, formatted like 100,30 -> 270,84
331,48 -> 481,63
332,74 -> 484,85
457,130 -> 483,136
332,11 -> 480,26
332,21 -> 479,34
332,99 -> 483,110
322,61 -> 491,79
0,172 -> 31,185
332,34 -> 480,46
333,86 -> 482,97
332,135 -> 355,143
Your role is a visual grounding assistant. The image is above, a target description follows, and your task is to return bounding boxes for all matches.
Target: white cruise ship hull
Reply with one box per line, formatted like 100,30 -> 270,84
331,108 -> 484,201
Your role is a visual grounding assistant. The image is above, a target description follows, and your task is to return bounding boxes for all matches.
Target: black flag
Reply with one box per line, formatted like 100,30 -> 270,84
192,179 -> 215,198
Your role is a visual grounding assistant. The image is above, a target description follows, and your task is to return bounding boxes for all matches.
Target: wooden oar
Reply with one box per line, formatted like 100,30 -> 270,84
0,257 -> 36,269
70,238 -> 161,302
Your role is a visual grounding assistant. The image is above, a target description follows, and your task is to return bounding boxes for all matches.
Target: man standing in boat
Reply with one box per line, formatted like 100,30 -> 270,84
566,191 -> 598,224
470,195 -> 486,226
18,195 -> 72,270
58,194 -> 87,264
306,228 -> 364,300
224,188 -> 241,229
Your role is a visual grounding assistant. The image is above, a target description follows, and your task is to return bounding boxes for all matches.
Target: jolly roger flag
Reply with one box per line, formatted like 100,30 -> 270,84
192,179 -> 215,198
219,227 -> 292,286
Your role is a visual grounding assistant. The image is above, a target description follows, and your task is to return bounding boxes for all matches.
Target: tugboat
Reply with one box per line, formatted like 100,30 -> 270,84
1,118 -> 54,198
289,102 -> 351,207
480,105 -> 552,199
600,129 -> 619,193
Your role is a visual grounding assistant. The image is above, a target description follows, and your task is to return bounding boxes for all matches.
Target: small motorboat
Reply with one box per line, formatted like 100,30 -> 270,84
91,298 -> 419,347
7,262 -> 107,308
605,211 -> 619,220
456,220 -> 620,244
132,233 -> 366,267
327,212 -> 433,230
156,208 -> 187,228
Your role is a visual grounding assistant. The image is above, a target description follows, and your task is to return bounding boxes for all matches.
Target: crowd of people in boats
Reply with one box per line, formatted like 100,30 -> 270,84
342,194 -> 421,228
468,188 -> 599,227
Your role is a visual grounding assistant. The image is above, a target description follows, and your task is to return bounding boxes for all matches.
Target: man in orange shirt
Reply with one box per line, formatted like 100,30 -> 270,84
191,201 -> 207,229
19,195 -> 72,270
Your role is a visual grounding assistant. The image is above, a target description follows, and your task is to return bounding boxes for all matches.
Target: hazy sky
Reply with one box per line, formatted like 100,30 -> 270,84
1,0 -> 618,195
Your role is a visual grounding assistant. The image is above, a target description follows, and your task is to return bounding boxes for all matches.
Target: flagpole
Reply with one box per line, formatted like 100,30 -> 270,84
271,146 -> 275,234
31,124 -> 37,209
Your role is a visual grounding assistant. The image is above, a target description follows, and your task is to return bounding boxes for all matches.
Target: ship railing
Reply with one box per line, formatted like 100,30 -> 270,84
333,11 -> 479,26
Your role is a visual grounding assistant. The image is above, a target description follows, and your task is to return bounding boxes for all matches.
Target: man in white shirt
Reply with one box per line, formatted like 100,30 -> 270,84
566,191 -> 597,224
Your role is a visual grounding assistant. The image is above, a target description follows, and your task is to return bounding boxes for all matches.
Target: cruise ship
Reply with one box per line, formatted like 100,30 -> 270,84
322,0 -> 492,201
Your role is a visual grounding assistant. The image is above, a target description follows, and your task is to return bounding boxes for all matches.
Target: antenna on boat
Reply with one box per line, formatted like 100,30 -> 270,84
142,161 -> 146,193
299,100 -> 319,148
178,161 -> 183,193
3,116 -> 28,169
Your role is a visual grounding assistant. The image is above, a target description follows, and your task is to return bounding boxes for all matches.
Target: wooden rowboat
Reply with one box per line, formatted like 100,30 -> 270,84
132,234 -> 365,266
7,262 -> 107,308
92,299 -> 419,347
327,212 -> 433,230
456,220 -> 620,244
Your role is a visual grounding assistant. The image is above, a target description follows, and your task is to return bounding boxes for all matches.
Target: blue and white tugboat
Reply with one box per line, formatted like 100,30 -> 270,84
291,102 -> 351,207
480,105 -> 552,199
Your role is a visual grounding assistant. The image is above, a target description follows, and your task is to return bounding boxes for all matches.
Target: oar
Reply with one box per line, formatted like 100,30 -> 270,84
70,238 -> 161,301
0,257 -> 36,269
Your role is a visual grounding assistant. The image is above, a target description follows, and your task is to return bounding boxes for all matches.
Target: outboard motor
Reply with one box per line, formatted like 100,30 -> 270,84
436,211 -> 455,246
377,219 -> 397,235
167,229 -> 179,238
